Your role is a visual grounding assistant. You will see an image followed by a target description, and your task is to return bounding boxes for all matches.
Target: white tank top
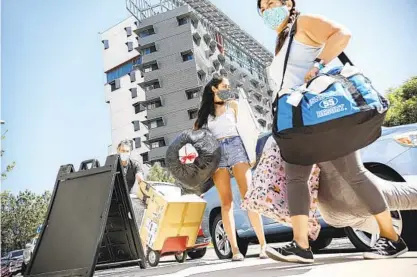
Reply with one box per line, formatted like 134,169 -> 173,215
207,104 -> 239,139
268,35 -> 323,100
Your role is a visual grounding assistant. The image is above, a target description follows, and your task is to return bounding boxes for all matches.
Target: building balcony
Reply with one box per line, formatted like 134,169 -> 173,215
148,146 -> 169,162
147,119 -> 193,142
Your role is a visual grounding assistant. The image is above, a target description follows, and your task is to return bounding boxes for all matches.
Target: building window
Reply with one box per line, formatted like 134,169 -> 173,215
198,71 -> 206,82
129,71 -> 136,82
254,94 -> 262,102
144,81 -> 161,92
255,106 -> 263,114
220,69 -> 227,77
250,80 -> 259,89
141,45 -> 157,55
258,120 -> 266,128
134,137 -> 141,148
141,152 -> 149,163
147,98 -> 162,110
143,62 -> 159,73
133,102 -> 145,114
130,88 -> 138,98
186,88 -> 200,100
138,26 -> 155,38
150,139 -> 166,149
149,118 -> 164,129
193,34 -> 201,46
188,109 -> 198,120
177,16 -> 189,26
102,40 -> 109,50
151,159 -> 166,167
125,26 -> 132,37
106,56 -> 142,83
182,51 -> 194,62
109,79 -> 120,91
126,41 -> 134,52
132,120 -> 140,131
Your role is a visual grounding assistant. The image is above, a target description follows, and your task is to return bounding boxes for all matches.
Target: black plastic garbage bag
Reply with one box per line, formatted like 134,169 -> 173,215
166,128 -> 221,195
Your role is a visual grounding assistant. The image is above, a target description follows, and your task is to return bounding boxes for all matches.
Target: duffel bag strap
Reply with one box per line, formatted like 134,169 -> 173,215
272,18 -> 298,113
279,19 -> 298,92
338,52 -> 354,66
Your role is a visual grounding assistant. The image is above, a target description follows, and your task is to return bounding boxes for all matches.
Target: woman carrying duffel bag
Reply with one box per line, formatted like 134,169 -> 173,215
257,0 -> 408,263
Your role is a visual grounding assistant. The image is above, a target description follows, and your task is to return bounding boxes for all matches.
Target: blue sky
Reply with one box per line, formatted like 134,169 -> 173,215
2,0 -> 417,194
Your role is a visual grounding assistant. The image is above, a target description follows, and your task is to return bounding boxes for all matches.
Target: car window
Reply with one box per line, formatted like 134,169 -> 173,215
11,250 -> 23,257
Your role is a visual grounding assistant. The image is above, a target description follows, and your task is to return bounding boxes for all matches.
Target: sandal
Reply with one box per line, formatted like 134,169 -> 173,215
232,253 -> 245,262
259,245 -> 268,259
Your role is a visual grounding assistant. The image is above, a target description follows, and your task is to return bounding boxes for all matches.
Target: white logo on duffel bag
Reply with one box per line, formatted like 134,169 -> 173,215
319,97 -> 339,109
316,104 -> 346,118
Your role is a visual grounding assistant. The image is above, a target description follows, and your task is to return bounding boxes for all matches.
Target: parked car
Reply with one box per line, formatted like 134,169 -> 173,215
201,123 -> 417,259
22,237 -> 38,275
345,123 -> 417,251
3,250 -> 24,276
1,259 -> 12,277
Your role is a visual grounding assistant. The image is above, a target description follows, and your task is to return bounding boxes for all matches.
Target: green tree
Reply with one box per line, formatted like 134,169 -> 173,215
1,130 -> 16,180
1,190 -> 51,254
384,76 -> 417,127
146,162 -> 176,183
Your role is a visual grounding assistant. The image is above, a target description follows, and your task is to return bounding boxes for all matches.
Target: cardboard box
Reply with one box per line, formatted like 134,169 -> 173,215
139,185 -> 206,251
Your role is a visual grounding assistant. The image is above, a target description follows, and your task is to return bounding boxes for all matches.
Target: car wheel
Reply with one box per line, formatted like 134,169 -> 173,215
310,237 -> 333,253
187,248 -> 207,259
345,210 -> 403,251
21,263 -> 27,275
211,214 -> 249,259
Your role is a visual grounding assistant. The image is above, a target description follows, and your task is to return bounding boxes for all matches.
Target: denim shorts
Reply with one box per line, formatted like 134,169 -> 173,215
218,136 -> 249,169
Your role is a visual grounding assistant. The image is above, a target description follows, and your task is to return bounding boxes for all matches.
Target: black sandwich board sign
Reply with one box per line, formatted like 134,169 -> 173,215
24,155 -> 146,277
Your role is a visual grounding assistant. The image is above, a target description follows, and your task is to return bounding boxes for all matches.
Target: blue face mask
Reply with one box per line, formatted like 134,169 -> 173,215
263,6 -> 289,30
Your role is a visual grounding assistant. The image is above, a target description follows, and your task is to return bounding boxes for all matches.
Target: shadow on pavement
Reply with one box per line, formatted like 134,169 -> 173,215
192,254 -> 364,277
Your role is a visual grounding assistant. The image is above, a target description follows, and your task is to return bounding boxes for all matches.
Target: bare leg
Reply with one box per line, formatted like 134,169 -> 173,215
232,163 -> 267,256
212,168 -> 240,256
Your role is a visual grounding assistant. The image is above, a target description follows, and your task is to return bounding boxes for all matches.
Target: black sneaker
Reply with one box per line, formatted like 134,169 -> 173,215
363,237 -> 408,259
266,241 -> 314,264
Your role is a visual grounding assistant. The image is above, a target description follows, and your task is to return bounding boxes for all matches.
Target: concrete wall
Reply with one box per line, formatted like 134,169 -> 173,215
102,17 -> 149,162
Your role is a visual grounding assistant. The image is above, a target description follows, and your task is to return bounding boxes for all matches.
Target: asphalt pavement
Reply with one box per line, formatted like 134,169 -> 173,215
93,239 -> 417,277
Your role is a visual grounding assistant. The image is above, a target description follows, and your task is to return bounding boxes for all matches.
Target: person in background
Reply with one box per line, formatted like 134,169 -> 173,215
257,0 -> 407,264
194,75 -> 267,261
117,139 -> 144,193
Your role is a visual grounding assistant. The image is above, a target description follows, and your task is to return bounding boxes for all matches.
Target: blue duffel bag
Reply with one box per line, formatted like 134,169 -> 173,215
272,21 -> 389,165
272,66 -> 389,165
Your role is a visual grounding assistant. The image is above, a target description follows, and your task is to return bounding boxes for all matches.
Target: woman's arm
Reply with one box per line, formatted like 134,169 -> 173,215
298,14 -> 352,65
229,100 -> 239,119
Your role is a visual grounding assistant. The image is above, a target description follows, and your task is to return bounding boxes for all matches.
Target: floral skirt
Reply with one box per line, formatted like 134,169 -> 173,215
242,137 -> 321,240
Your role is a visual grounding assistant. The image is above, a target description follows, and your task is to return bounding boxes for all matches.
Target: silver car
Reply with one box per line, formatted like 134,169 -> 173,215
201,123 -> 417,259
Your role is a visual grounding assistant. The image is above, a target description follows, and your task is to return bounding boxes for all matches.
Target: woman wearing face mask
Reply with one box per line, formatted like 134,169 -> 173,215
117,140 -> 144,193
257,0 -> 408,263
194,75 -> 267,261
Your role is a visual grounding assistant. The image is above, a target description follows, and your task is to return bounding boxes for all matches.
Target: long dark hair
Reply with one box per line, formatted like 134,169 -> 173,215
257,0 -> 300,55
195,75 -> 225,129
